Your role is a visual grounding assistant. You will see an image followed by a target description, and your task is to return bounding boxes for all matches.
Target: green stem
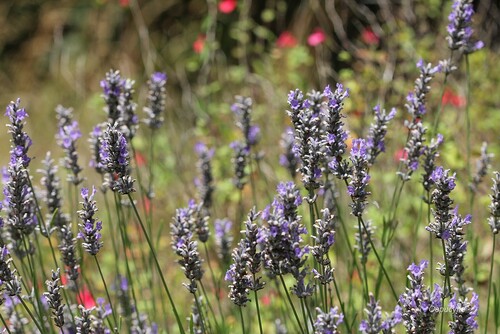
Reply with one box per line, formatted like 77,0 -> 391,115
95,256 -> 118,330
19,297 -> 45,333
253,287 -> 263,334
127,193 -> 185,334
203,243 -> 224,328
485,234 -> 496,334
0,312 -> 12,334
279,274 -> 305,334
239,306 -> 246,334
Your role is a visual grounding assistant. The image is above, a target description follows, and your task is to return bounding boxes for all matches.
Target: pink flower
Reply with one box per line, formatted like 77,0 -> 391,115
361,27 -> 380,45
307,28 -> 326,46
119,0 -> 129,7
193,34 -> 206,54
218,0 -> 237,14
77,287 -> 96,309
276,31 -> 297,48
442,89 -> 466,108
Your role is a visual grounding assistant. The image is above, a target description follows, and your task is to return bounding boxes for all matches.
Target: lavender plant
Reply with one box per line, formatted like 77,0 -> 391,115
0,4 -> 493,331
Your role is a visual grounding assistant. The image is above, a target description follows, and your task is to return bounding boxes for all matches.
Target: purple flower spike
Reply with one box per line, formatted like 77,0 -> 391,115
6,99 -> 32,167
144,71 -> 167,129
78,186 -> 103,256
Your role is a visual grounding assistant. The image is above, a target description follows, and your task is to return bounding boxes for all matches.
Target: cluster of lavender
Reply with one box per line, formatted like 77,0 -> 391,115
171,204 -> 204,294
359,293 -> 401,334
0,68 -> 167,333
399,260 -> 442,332
77,187 -> 103,256
447,0 -> 484,54
225,209 -> 265,306
3,100 -> 37,257
398,60 -> 441,181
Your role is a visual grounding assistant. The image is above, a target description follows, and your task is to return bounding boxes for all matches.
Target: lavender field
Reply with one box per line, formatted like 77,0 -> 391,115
0,0 -> 499,333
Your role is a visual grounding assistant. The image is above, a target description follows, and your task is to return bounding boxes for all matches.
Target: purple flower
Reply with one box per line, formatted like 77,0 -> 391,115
77,186 -> 103,256
215,219 -> 233,264
230,140 -> 249,190
100,123 -> 135,194
448,292 -> 479,333
366,105 -> 397,165
144,71 -> 167,129
5,99 -> 32,167
57,119 -> 84,185
488,172 -> 500,234
348,139 -> 371,217
426,167 -> 456,239
314,307 -> 343,334
399,261 -> 441,333
447,0 -> 483,54
194,142 -> 215,210
322,84 -> 350,177
101,70 -> 123,124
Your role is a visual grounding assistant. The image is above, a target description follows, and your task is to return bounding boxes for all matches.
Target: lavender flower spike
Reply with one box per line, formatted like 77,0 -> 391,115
348,138 -> 371,217
426,166 -> 456,239
422,134 -> 444,192
447,0 -> 484,54
5,98 -> 32,167
144,72 -> 167,129
58,118 -> 84,185
399,260 -> 442,333
280,127 -> 300,179
470,142 -> 493,193
488,172 -> 500,234
100,123 -> 135,194
448,292 -> 479,333
225,240 -> 251,306
194,142 -> 215,211
78,186 -> 103,256
44,268 -> 65,328
366,105 -> 397,166
230,140 -> 249,190
215,218 -> 233,265
314,307 -> 344,334
101,69 -> 123,124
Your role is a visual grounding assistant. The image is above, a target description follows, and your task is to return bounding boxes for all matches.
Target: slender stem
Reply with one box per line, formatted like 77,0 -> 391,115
485,234 -> 496,334
203,243 -> 224,328
465,55 -> 472,189
332,277 -> 351,333
19,297 -> 45,333
279,274 -> 305,334
300,299 -> 309,333
193,291 -> 207,334
238,306 -> 246,334
357,217 -> 369,303
95,256 -> 118,330
127,194 -> 185,334
359,217 -> 398,302
199,280 -> 220,331
253,287 -> 263,334
0,312 -> 12,334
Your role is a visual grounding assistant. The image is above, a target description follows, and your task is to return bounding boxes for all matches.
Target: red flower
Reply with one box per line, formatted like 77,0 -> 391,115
276,31 -> 297,48
77,287 -> 96,309
119,0 -> 129,7
193,34 -> 206,54
218,0 -> 237,14
135,151 -> 146,167
307,28 -> 326,46
143,196 -> 151,215
361,27 -> 380,45
394,148 -> 408,163
442,89 -> 466,108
